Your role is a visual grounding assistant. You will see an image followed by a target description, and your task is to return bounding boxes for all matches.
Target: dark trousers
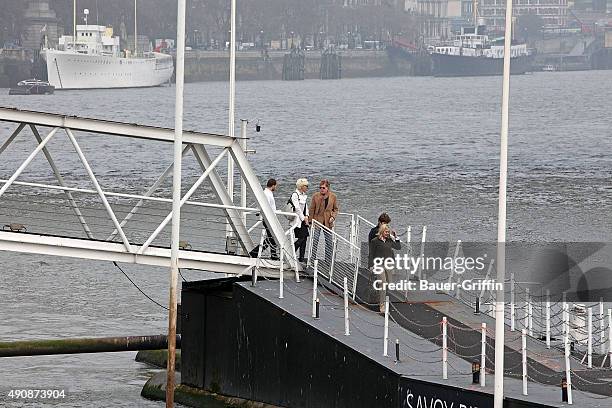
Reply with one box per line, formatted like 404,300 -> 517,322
262,222 -> 277,258
294,223 -> 309,261
311,226 -> 333,264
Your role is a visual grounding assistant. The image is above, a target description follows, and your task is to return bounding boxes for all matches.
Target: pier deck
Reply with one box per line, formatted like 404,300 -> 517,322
313,263 -> 612,398
251,279 -> 609,407
180,276 -> 611,407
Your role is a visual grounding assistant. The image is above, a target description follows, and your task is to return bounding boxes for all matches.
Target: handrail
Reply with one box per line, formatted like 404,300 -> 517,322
275,209 -> 299,219
1,179 -> 301,223
311,220 -> 359,249
357,214 -> 376,228
338,212 -> 376,227
248,220 -> 263,233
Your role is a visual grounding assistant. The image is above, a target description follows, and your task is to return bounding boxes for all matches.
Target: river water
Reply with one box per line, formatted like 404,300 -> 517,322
0,71 -> 612,406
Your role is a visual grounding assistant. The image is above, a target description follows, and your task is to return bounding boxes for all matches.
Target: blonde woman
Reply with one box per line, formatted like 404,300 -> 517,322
368,223 -> 401,312
288,178 -> 310,262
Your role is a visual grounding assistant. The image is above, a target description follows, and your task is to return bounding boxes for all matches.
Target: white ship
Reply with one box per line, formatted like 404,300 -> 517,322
43,10 -> 173,90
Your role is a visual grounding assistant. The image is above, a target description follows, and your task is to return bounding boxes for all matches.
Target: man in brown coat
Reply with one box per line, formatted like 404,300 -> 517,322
309,179 -> 339,265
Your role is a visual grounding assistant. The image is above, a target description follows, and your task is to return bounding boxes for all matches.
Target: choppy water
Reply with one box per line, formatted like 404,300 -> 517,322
1,71 -> 612,406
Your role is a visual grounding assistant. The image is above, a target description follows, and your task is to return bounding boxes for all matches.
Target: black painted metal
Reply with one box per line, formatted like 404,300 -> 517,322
399,377 -> 491,408
181,279 -> 562,408
183,277 -> 399,407
395,339 -> 400,363
182,277 -> 244,390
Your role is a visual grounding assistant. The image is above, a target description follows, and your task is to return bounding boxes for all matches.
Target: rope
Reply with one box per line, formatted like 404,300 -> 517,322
112,261 -> 169,311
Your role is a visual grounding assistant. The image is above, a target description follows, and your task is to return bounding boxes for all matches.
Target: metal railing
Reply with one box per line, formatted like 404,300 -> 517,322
306,219 -> 361,299
336,212 -> 375,264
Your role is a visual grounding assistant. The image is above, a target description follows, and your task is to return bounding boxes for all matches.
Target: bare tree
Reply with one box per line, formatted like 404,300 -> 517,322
31,0 -> 418,50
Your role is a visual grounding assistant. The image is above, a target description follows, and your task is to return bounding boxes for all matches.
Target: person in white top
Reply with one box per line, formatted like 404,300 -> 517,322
260,178 -> 278,259
250,178 -> 279,259
289,178 -> 310,262
264,178 -> 277,213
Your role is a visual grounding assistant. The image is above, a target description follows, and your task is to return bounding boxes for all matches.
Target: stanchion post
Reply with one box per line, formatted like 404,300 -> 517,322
522,329 -> 528,396
599,298 -> 605,355
306,222 -> 315,265
564,337 -> 573,405
240,120 -> 248,228
546,290 -> 551,349
418,226 -> 426,280
481,322 -> 487,387
510,272 -> 515,331
344,277 -> 349,336
563,301 -> 569,344
312,260 -> 318,318
395,339 -> 400,363
524,287 -> 530,332
349,215 -> 355,263
528,289 -> 533,337
587,307 -> 593,368
329,234 -> 338,282
279,248 -> 284,299
472,361 -> 481,385
442,317 -> 448,380
405,225 -> 412,300
383,296 -> 389,357
608,309 -> 612,368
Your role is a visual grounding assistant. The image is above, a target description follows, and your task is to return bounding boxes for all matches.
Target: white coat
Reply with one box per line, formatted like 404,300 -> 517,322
289,189 -> 309,230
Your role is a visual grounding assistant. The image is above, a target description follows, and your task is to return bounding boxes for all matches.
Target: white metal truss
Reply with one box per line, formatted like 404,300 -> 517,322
0,107 -> 290,275
0,107 -> 233,147
191,144 -> 255,253
30,125 -> 94,239
0,231 -> 280,276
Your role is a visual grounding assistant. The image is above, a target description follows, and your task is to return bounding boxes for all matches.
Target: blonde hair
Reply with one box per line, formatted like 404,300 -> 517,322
296,178 -> 309,189
377,223 -> 390,239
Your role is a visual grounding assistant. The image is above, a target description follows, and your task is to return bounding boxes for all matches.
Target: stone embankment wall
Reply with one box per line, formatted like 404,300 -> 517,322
182,50 -> 412,82
0,50 -> 32,87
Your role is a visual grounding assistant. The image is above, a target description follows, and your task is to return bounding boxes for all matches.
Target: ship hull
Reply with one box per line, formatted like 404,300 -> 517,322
432,53 -> 532,77
43,51 -> 174,90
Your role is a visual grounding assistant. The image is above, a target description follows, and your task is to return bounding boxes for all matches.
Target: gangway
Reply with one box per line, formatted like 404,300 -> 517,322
0,107 -> 297,276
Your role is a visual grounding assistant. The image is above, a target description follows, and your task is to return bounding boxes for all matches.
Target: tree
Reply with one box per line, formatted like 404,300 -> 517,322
6,0 -> 419,51
0,1 -> 26,45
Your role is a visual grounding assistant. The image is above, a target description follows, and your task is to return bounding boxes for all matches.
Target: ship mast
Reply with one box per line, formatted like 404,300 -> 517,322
134,0 -> 138,57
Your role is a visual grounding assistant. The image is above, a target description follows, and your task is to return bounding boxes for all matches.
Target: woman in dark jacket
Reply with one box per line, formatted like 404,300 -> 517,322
368,223 -> 401,312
